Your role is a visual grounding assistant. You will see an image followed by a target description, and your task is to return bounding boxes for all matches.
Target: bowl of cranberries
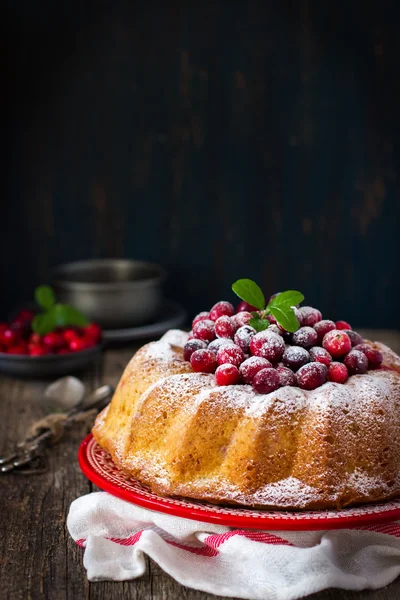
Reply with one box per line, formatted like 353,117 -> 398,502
0,309 -> 103,377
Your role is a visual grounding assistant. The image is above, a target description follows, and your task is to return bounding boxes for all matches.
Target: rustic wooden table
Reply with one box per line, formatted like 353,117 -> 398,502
1,330 -> 400,600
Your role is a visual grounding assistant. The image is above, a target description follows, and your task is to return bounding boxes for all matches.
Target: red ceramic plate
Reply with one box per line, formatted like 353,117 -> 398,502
79,434 -> 400,531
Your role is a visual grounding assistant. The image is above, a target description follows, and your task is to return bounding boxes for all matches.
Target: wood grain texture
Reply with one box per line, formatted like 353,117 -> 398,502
1,0 -> 399,328
0,329 -> 400,598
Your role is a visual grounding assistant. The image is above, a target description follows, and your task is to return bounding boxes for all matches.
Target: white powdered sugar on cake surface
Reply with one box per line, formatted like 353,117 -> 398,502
139,329 -> 189,361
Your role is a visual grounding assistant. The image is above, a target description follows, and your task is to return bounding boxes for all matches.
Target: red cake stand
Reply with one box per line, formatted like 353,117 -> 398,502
79,434 -> 400,531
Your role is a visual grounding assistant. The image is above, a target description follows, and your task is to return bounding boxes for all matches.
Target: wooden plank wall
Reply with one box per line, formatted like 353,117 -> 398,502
2,1 -> 399,327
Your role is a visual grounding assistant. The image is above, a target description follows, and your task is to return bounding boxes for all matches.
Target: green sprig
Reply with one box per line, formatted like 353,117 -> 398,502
32,285 -> 89,335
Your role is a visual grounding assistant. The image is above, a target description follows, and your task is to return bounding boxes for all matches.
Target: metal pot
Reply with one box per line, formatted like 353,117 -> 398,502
51,259 -> 166,329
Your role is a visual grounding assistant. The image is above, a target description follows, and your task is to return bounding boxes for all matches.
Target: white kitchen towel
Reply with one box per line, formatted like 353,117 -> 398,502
67,492 -> 400,600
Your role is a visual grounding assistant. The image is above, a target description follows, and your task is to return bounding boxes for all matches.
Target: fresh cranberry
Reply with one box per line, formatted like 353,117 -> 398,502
29,333 -> 42,345
29,345 -> 50,356
345,330 -> 364,347
208,338 -> 235,355
266,314 -> 278,325
239,356 -> 272,384
43,331 -> 65,349
314,320 -> 336,342
291,326 -> 318,349
232,311 -> 253,328
276,366 -> 296,387
63,328 -> 80,344
309,346 -> 332,366
190,349 -> 217,373
57,348 -> 71,355
234,325 -> 256,353
209,301 -> 235,321
298,307 -> 322,327
83,323 -> 102,341
192,311 -> 211,328
0,328 -> 18,348
237,301 -> 257,313
7,344 -> 28,355
69,338 -> 89,353
267,324 -> 284,336
183,339 -> 208,361
344,349 -> 368,375
215,316 -> 236,339
215,364 -> 240,386
293,308 -> 304,327
328,362 -> 349,383
296,362 -> 328,390
282,346 -> 310,371
82,335 -> 97,348
322,330 -> 351,357
192,319 -> 216,342
354,343 -> 383,369
0,322 -> 8,332
336,320 -> 352,330
253,368 -> 281,394
16,309 -> 36,322
249,331 -> 285,362
217,344 -> 244,367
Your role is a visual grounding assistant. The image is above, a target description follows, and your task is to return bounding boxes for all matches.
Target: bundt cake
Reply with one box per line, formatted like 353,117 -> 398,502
93,286 -> 400,510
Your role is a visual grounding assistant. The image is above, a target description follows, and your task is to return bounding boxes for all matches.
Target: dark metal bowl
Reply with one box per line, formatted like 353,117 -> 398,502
51,259 -> 166,329
0,343 -> 104,378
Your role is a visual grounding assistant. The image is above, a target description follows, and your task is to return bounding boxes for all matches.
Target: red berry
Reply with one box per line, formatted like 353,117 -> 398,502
215,364 -> 240,386
309,346 -> 332,366
7,344 -> 28,355
282,346 -> 311,371
16,309 -> 36,322
29,333 -> 42,345
292,326 -> 318,349
239,356 -> 272,384
253,368 -> 281,394
237,301 -> 257,313
345,330 -> 364,347
298,307 -> 322,327
209,301 -> 235,321
344,349 -> 368,375
69,338 -> 89,353
328,362 -> 349,383
314,320 -> 336,343
208,338 -> 235,355
57,348 -> 71,355
232,311 -> 253,328
82,335 -> 97,348
192,319 -> 216,342
336,320 -> 352,331
276,366 -> 296,387
183,339 -> 208,361
29,344 -> 50,356
267,324 -> 284,337
43,331 -> 65,349
190,349 -> 217,373
215,316 -> 236,339
192,311 -> 211,328
322,330 -> 351,357
0,328 -> 18,348
296,363 -> 328,390
217,344 -> 244,367
0,322 -> 8,333
354,343 -> 383,369
83,323 -> 102,341
234,325 -> 256,353
249,331 -> 285,362
266,314 -> 278,325
63,328 -> 79,344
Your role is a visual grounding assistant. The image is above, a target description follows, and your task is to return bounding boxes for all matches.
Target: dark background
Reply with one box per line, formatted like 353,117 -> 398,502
2,1 -> 399,328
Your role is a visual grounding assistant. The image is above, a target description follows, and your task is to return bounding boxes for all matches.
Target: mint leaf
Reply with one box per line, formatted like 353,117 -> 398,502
32,312 -> 57,335
232,279 -> 265,311
35,285 -> 55,310
268,290 -> 304,308
52,304 -> 89,328
249,316 -> 270,332
269,306 -> 300,333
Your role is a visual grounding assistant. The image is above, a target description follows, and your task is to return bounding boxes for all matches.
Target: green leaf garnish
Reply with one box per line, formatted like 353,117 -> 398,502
35,285 -> 55,310
232,279 -> 304,333
231,279 -> 265,311
249,317 -> 270,332
268,306 -> 300,333
268,290 -> 304,308
32,286 -> 90,335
